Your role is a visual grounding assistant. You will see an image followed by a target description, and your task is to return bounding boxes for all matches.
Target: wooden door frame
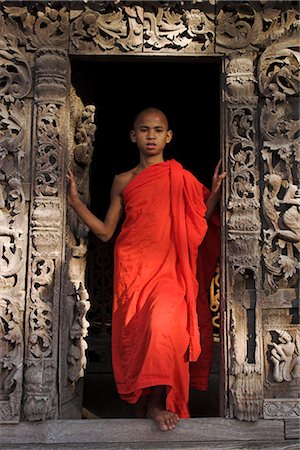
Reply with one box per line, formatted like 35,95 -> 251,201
0,1 -> 298,424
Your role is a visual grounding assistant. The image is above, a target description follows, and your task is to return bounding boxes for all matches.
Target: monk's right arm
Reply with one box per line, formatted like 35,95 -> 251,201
67,169 -> 123,242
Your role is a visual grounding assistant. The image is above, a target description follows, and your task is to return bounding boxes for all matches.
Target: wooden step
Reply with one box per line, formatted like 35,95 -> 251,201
1,418 -> 298,449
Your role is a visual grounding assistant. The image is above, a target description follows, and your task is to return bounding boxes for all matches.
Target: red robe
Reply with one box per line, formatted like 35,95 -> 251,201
112,160 -> 219,417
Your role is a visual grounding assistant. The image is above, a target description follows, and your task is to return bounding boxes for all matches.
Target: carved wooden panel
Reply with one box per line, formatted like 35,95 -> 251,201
0,31 -> 32,422
23,49 -> 70,421
0,0 -> 298,424
258,25 -> 300,421
143,1 -> 215,54
222,49 -> 263,422
69,4 -> 143,54
59,85 -> 95,418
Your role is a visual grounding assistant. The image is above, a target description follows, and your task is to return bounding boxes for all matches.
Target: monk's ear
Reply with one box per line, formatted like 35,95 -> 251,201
166,130 -> 173,143
130,130 -> 137,143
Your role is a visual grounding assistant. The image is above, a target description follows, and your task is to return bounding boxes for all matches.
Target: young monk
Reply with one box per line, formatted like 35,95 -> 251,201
67,107 -> 226,431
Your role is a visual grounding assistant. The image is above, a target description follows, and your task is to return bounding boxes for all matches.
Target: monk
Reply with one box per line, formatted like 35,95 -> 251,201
67,107 -> 226,431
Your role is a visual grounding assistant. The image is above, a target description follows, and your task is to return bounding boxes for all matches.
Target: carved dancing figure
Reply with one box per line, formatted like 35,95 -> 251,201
270,330 -> 298,383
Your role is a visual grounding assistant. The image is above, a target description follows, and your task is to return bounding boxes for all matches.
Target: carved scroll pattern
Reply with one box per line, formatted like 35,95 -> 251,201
259,38 -> 300,291
226,52 -> 260,276
1,5 -> 68,50
0,36 -> 31,423
225,52 -> 263,421
216,1 -> 300,53
264,399 -> 300,418
209,263 -> 220,342
69,5 -> 143,53
23,49 -> 69,421
58,86 -> 95,416
144,2 -> 215,53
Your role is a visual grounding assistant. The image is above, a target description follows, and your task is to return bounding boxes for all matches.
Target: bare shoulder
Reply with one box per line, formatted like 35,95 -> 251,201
112,166 -> 140,195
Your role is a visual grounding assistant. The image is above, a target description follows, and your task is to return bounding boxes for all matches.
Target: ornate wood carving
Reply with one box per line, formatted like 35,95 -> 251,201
1,4 -> 68,50
0,34 -> 31,422
223,50 -> 263,421
218,0 -> 299,421
264,399 -> 300,419
144,1 -> 215,53
257,25 -> 299,419
0,0 -> 298,424
259,37 -> 300,292
70,4 -> 143,53
268,329 -> 299,383
59,86 -> 95,417
216,1 -> 299,52
23,49 -> 70,421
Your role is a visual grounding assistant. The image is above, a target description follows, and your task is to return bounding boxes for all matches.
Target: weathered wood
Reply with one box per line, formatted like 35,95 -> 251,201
0,419 -> 286,445
285,419 -> 300,440
0,442 -> 299,450
0,0 -> 298,425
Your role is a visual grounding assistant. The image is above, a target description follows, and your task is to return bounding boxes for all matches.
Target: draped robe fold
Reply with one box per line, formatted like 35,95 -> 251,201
112,159 -> 219,418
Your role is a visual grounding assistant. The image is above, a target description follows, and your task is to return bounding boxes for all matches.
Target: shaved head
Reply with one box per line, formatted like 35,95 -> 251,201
133,108 -> 169,130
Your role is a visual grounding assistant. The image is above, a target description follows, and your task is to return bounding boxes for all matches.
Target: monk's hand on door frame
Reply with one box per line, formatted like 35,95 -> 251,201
211,160 -> 226,199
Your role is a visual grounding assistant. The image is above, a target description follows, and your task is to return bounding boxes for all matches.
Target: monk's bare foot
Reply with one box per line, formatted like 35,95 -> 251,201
147,406 -> 179,431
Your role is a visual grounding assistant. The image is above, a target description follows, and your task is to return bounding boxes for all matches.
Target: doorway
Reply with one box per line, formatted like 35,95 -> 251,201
71,56 -> 221,418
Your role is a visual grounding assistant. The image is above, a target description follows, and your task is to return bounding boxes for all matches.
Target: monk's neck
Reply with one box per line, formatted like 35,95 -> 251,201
138,155 -> 164,170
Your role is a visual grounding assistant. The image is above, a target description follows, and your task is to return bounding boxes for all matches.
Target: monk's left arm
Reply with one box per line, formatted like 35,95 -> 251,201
205,160 -> 226,220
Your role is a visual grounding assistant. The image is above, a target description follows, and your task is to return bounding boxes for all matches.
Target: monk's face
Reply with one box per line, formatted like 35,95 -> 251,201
130,110 -> 173,157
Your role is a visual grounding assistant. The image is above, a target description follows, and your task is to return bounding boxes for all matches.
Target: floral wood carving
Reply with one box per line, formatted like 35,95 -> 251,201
216,2 -> 300,52
259,38 -> 300,291
0,34 -> 29,423
144,3 -> 215,53
0,0 -> 298,425
23,49 -> 70,421
57,85 -> 95,418
66,87 -> 95,383
1,5 -> 68,49
0,295 -> 23,421
70,5 -> 143,53
225,52 -> 260,277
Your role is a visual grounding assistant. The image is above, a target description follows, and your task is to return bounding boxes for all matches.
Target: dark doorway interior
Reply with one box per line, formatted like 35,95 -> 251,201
71,56 -> 221,419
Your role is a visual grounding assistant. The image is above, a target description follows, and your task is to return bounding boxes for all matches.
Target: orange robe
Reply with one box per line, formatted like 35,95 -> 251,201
112,160 -> 219,418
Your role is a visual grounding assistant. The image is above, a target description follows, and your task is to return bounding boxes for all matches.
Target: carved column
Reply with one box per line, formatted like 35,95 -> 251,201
0,35 -> 32,423
258,33 -> 300,419
217,0 -> 299,421
222,51 -> 263,421
59,87 -> 96,418
23,49 -> 70,421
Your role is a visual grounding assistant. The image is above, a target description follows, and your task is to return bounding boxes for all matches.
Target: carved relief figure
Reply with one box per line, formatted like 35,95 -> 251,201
270,329 -> 300,383
262,174 -> 300,291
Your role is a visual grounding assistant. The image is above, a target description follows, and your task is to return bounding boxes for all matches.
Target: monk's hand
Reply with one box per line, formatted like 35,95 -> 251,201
66,168 -> 80,207
211,160 -> 226,200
